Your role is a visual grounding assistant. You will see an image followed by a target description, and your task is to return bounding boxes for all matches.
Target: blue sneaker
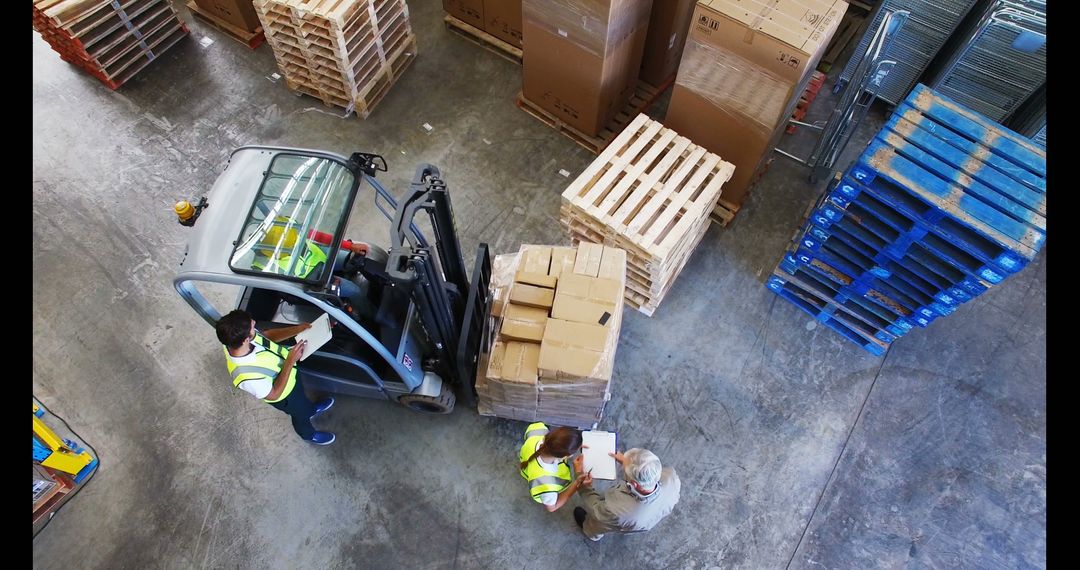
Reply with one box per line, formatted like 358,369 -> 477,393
311,397 -> 335,418
308,431 -> 336,446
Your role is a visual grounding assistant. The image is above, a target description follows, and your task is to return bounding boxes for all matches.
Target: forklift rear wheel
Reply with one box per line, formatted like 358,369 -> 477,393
398,385 -> 456,414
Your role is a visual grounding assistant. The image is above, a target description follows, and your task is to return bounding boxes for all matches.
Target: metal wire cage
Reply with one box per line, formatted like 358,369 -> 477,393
927,0 -> 1046,123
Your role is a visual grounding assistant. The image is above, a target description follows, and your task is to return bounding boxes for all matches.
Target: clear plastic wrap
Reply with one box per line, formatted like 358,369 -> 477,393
476,243 -> 627,427
522,0 -> 651,57
674,36 -> 792,137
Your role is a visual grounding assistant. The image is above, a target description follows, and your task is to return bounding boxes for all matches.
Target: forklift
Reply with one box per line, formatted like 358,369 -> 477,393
173,146 -> 491,413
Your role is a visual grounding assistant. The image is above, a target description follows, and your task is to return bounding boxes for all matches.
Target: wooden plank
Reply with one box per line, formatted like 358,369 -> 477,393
443,13 -> 522,65
186,0 -> 266,49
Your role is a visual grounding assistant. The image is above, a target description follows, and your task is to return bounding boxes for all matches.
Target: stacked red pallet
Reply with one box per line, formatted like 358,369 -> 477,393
33,0 -> 189,89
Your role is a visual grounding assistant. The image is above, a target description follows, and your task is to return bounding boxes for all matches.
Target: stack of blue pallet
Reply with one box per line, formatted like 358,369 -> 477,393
766,84 -> 1047,355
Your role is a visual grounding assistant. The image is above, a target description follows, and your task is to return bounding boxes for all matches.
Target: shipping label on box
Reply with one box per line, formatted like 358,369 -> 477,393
501,303 -> 549,342
551,273 -> 621,326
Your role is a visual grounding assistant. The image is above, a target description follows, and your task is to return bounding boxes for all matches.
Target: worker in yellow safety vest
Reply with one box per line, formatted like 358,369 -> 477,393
251,217 -> 371,281
216,309 -> 337,445
519,423 -> 591,512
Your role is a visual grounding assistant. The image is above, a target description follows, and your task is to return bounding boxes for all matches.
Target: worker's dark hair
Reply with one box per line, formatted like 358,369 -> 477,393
216,309 -> 254,349
520,427 -> 582,470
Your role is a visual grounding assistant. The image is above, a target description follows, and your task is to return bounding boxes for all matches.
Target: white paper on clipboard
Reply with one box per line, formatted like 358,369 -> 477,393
293,314 -> 332,361
582,430 -> 617,480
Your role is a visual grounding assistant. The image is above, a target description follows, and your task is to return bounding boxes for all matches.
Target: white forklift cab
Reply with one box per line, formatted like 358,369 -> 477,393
173,147 -> 491,413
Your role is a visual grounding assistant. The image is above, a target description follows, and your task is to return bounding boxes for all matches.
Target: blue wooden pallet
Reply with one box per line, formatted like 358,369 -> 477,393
875,127 -> 1045,233
884,114 -> 1045,214
784,241 -> 942,328
905,84 -> 1046,180
811,190 -> 995,294
772,258 -> 913,338
805,195 -> 992,302
851,144 -> 1043,268
802,220 -> 980,307
828,175 -> 1025,283
789,225 -> 961,326
766,274 -> 890,356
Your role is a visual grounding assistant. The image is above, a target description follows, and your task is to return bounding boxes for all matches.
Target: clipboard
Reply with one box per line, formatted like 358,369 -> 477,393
581,430 -> 617,480
293,314 -> 332,361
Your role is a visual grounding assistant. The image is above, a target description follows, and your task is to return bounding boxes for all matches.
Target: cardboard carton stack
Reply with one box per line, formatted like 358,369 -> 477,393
254,0 -> 417,118
560,113 -> 736,316
638,0 -> 696,87
443,0 -> 522,49
477,243 -> 627,428
664,0 -> 847,223
520,0 -> 654,137
32,0 -> 189,90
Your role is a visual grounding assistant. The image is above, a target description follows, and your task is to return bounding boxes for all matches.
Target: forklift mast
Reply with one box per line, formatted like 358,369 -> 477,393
365,160 -> 488,405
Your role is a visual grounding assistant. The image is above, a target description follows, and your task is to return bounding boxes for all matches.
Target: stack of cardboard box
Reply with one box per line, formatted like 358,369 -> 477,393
520,0 -> 654,137
443,0 -> 522,49
477,243 -> 627,428
638,0 -> 697,87
664,0 -> 847,221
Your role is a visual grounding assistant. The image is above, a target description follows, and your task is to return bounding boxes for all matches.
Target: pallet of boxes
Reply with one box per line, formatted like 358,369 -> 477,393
476,243 -> 627,429
664,0 -> 848,225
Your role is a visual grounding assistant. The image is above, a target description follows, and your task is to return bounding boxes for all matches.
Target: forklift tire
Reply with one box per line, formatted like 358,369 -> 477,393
398,385 -> 456,414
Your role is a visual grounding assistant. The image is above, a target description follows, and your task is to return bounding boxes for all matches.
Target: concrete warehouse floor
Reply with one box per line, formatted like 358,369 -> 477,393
32,2 -> 1046,568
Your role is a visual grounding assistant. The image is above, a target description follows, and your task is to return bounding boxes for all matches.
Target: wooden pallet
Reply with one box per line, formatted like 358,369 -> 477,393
256,0 -> 416,118
186,0 -> 265,49
443,14 -> 522,65
515,75 -> 675,155
559,113 -> 735,315
33,0 -> 189,89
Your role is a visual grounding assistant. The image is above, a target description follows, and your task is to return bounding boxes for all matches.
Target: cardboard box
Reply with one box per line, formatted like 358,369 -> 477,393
551,273 -> 621,326
194,0 -> 262,32
639,0 -> 697,86
502,341 -> 541,384
487,340 -> 507,378
549,246 -> 577,277
573,242 -> 604,277
520,246 -> 552,274
444,0 -> 485,29
501,303 -> 549,342
484,0 -> 523,48
538,318 -> 611,380
515,271 -> 558,289
664,0 -> 846,207
521,0 -> 654,136
597,245 -> 626,281
510,282 -> 555,308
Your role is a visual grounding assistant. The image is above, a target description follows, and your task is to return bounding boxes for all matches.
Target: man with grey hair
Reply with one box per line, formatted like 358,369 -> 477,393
573,448 -> 681,541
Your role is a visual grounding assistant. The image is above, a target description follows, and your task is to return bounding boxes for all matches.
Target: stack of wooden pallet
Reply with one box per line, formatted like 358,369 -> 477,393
32,0 -> 189,89
254,0 -> 416,118
767,84 -> 1047,355
560,113 -> 736,316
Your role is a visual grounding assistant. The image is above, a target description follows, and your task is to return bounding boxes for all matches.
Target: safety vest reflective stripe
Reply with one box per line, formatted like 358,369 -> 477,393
529,474 -> 571,489
252,239 -> 327,278
224,332 -> 297,403
524,426 -> 549,439
230,365 -> 279,382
